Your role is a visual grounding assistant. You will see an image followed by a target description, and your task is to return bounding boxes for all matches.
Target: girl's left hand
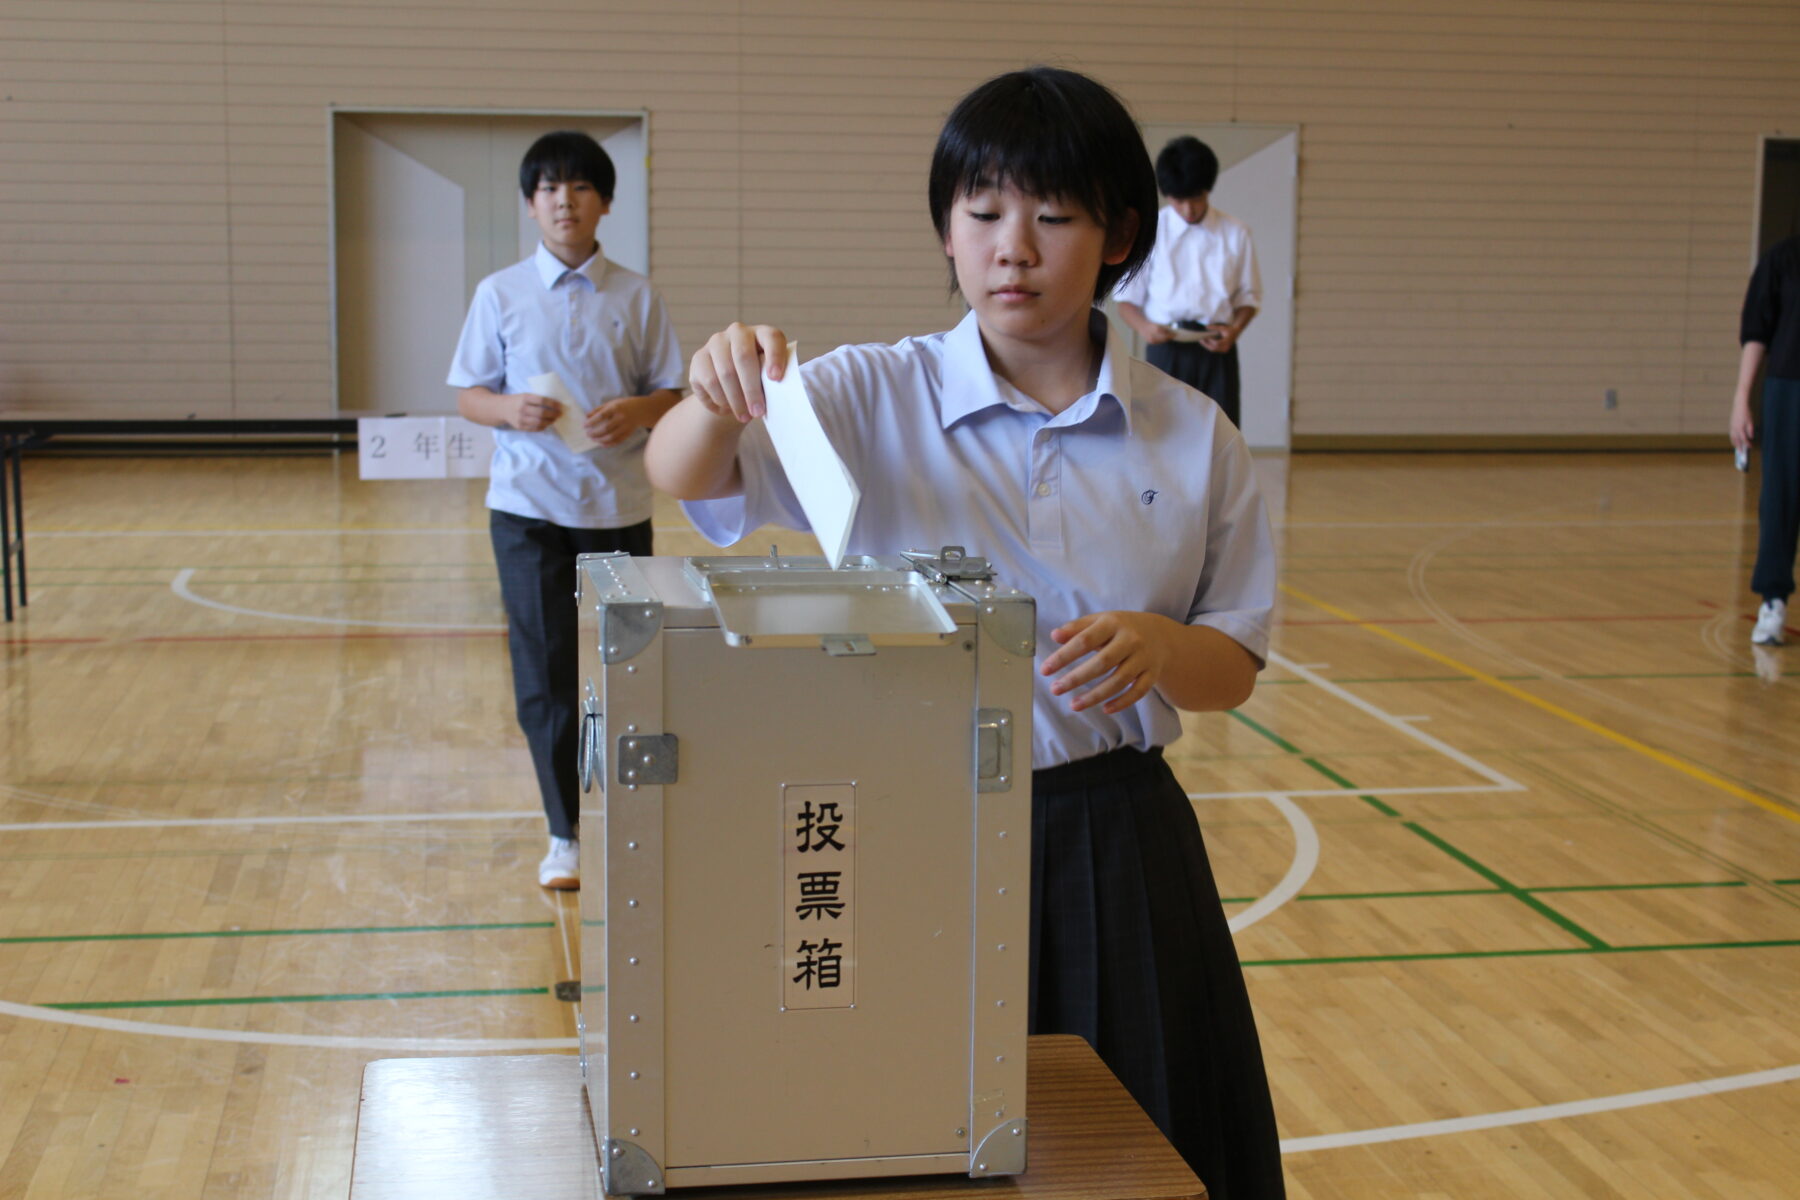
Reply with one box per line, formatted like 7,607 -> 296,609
1200,326 -> 1238,352
1041,611 -> 1176,715
585,395 -> 647,446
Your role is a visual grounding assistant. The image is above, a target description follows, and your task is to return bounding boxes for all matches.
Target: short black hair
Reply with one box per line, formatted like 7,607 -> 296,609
928,67 -> 1158,301
1155,136 -> 1218,199
519,131 -> 615,201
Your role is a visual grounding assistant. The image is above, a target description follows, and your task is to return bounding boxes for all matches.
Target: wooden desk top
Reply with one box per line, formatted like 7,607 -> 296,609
350,1034 -> 1203,1200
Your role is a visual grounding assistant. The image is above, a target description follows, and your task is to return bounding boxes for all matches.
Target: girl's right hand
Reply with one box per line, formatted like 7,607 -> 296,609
510,393 -> 562,432
689,323 -> 789,422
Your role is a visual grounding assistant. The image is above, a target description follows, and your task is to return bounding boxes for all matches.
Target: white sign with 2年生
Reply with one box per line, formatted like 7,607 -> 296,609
358,417 -> 494,479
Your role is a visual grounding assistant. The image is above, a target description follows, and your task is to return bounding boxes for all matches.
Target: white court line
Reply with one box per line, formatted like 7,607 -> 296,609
0,810 -> 541,833
1223,796 -> 1319,934
1281,1063 -> 1800,1153
32,525 -> 691,538
171,567 -> 506,631
1266,651 -> 1525,794
0,998 -> 575,1052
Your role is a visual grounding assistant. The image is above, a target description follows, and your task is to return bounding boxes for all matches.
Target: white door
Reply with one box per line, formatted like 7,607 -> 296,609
332,111 -> 649,415
1114,124 -> 1298,450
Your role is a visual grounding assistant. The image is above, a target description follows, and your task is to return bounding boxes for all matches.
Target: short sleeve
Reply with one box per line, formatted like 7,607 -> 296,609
1187,427 -> 1276,666
1233,226 -> 1262,312
1742,248 -> 1782,347
1114,257 -> 1151,308
637,288 -> 686,393
680,419 -> 812,547
447,281 -> 505,390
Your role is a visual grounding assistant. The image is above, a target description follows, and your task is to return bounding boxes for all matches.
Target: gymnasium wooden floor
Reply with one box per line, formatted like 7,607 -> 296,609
1,449 -> 1795,1199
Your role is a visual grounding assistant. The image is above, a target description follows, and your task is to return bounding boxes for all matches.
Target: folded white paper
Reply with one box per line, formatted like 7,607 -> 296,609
528,371 -> 597,454
761,343 -> 860,569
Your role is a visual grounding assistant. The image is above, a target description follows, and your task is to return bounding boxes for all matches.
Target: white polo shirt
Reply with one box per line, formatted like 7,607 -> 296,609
1114,203 -> 1261,327
448,243 -> 684,528
683,310 -> 1276,770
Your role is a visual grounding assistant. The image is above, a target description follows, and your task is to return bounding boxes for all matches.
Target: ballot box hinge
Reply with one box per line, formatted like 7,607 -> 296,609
617,733 -> 678,786
968,1118 -> 1028,1177
975,708 -> 1014,792
821,633 -> 875,657
602,1137 -> 666,1196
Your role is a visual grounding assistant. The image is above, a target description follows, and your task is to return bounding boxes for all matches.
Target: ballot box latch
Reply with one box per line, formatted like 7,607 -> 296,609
900,544 -> 995,583
821,633 -> 876,657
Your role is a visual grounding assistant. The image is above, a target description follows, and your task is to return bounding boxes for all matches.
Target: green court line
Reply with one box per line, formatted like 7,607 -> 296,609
1565,671 -> 1763,681
1224,708 -> 1302,754
1404,822 -> 1609,949
1217,880 -> 1750,905
1242,938 -> 1800,968
1221,708 -> 1609,947
1299,758 -> 1401,817
48,986 -> 550,1011
1221,887 -> 1503,904
1527,880 -> 1748,894
0,920 -> 555,946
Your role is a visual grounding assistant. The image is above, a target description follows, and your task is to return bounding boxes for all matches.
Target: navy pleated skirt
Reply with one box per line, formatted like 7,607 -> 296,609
1030,745 -> 1286,1200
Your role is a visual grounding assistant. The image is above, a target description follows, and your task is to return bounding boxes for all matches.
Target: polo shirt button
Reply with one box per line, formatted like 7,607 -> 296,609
1034,482 -> 1052,497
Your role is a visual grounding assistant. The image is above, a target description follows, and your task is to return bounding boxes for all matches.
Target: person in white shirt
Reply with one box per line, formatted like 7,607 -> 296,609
647,69 -> 1285,1199
1115,137 -> 1260,428
448,131 -> 684,889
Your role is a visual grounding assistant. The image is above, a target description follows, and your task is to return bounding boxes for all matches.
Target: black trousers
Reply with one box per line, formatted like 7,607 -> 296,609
1147,340 -> 1242,428
1753,376 -> 1800,601
1030,746 -> 1286,1199
489,510 -> 653,838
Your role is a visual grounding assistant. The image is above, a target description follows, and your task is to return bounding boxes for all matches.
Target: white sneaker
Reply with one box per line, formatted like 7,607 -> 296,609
538,835 -> 580,889
1752,598 -> 1787,646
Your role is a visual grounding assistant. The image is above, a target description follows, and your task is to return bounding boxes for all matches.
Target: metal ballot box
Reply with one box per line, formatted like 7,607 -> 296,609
574,549 -> 1035,1196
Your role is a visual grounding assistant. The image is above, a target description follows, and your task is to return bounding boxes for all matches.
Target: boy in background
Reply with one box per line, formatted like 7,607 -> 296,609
1116,136 -> 1260,429
449,130 -> 683,888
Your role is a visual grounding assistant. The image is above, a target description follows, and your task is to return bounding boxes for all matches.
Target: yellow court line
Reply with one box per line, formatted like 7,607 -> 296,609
1279,584 -> 1800,826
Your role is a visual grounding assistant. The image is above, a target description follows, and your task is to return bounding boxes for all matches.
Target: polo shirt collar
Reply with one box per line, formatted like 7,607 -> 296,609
534,241 -> 606,290
938,308 -> 1134,431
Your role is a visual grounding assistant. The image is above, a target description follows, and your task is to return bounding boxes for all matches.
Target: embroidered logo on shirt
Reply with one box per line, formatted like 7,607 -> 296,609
1140,489 -> 1159,506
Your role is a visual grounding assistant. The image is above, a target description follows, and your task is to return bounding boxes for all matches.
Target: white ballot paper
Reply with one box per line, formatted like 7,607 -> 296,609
528,371 -> 597,454
762,343 -> 860,569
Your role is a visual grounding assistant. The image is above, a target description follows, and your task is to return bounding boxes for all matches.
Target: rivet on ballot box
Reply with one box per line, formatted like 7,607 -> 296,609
575,545 -> 1035,1195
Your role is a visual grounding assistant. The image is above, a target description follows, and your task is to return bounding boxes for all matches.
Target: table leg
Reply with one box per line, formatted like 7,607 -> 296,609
1,433 -> 14,622
8,433 -> 22,613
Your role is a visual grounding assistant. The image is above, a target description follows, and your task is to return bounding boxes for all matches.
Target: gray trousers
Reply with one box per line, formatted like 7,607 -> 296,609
489,510 -> 653,837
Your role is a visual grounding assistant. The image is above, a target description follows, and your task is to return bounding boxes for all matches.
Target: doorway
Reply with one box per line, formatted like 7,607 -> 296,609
1758,137 -> 1800,259
330,110 -> 648,416
1109,124 -> 1298,450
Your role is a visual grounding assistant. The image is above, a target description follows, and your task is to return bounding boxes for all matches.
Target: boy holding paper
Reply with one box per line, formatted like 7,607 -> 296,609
449,130 -> 683,889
